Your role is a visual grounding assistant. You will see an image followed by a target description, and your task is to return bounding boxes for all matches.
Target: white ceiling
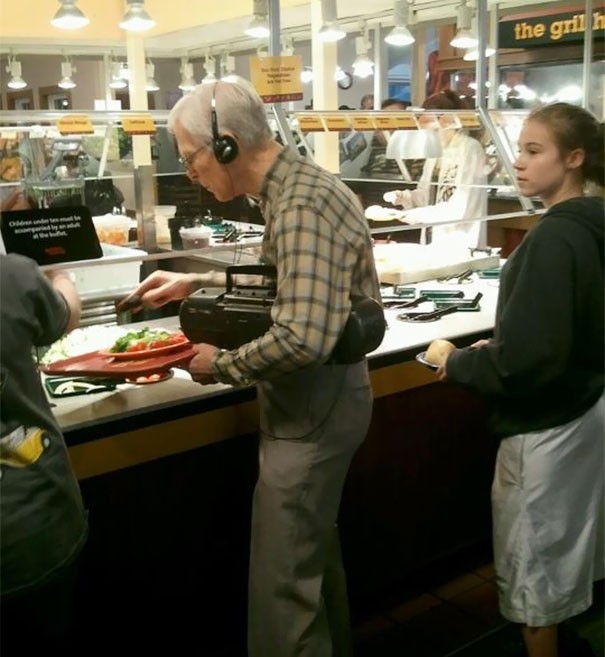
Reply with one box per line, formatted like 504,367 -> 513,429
0,1 -> 566,59
144,0 -> 561,57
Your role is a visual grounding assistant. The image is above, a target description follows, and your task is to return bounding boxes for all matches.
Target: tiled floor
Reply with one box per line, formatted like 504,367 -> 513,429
354,562 -> 506,657
213,562 -> 604,656
354,564 -> 604,657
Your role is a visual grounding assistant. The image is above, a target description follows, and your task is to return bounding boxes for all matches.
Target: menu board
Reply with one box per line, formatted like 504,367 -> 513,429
0,206 -> 102,265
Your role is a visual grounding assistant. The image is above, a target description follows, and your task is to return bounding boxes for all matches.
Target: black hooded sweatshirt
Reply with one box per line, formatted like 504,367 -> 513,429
447,196 -> 604,439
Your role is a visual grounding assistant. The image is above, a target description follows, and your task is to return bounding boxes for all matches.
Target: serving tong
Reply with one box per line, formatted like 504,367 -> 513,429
397,292 -> 483,323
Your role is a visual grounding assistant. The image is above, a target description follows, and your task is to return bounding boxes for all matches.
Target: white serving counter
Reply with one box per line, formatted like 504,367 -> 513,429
51,275 -> 499,480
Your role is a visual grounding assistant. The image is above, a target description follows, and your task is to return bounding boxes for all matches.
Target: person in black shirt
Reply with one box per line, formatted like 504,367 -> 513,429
428,103 -> 604,657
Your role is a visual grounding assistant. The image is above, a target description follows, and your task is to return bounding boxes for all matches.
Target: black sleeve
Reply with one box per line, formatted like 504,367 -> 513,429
446,220 -> 574,396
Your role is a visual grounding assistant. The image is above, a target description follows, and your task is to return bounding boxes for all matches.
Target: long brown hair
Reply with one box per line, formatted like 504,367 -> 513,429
528,102 -> 604,188
422,89 -> 473,111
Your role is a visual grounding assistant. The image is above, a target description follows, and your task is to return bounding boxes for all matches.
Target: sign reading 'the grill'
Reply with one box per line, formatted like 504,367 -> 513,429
499,9 -> 605,48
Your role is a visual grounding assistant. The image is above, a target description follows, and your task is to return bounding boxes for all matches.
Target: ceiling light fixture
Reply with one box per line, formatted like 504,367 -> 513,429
202,54 -> 217,84
244,0 -> 270,38
450,1 -> 478,49
221,53 -> 238,83
301,67 -> 314,84
463,45 -> 496,61
6,57 -> 27,90
119,0 -> 156,32
353,24 -> 374,79
281,35 -> 294,57
385,0 -> 415,47
179,58 -> 197,92
50,0 -> 89,30
334,66 -> 347,82
145,61 -> 159,91
318,0 -> 346,42
109,61 -> 128,89
58,59 -> 77,89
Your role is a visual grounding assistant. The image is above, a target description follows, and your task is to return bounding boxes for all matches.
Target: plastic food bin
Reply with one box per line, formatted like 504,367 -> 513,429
92,214 -> 134,246
179,225 -> 213,249
71,244 -> 146,298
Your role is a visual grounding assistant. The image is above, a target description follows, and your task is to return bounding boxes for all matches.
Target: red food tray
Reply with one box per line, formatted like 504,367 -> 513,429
40,345 -> 196,379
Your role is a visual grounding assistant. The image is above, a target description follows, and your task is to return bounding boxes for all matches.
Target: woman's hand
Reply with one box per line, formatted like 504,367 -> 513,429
470,339 -> 491,350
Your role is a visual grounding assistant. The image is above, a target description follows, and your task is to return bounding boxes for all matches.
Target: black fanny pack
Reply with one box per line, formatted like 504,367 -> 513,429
179,265 -> 385,364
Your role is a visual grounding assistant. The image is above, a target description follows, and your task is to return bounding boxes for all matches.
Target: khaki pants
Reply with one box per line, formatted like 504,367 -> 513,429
248,361 -> 372,657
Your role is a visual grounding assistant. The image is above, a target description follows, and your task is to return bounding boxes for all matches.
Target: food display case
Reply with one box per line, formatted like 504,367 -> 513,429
288,107 -> 543,256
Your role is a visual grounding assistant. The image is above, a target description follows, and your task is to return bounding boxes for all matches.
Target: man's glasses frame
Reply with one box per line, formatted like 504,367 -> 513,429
178,144 -> 206,170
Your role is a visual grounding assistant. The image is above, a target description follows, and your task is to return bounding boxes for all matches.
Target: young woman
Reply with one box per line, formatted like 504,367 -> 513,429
428,102 -> 604,657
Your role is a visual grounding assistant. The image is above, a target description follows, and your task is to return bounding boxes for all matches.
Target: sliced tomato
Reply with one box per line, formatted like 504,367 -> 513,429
150,339 -> 168,349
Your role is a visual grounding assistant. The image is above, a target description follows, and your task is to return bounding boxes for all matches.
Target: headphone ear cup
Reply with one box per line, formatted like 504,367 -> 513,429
213,135 -> 238,164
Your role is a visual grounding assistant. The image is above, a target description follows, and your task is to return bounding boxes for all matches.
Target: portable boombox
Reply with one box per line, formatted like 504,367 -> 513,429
179,265 -> 386,363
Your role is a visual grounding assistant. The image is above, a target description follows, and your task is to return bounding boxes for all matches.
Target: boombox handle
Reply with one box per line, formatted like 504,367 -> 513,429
225,265 -> 277,294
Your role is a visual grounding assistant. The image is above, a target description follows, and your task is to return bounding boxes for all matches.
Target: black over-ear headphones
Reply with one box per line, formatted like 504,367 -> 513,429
211,83 -> 238,164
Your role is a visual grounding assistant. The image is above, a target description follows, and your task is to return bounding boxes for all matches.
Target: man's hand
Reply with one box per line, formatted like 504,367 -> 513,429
117,271 -> 198,312
188,343 -> 220,385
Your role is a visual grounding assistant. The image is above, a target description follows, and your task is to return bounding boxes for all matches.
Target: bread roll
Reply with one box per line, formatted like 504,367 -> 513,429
425,339 -> 455,366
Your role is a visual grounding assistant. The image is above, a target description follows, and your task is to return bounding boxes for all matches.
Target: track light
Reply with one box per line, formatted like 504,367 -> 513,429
318,0 -> 346,42
109,61 -> 128,89
221,54 -> 238,83
301,67 -> 314,84
202,56 -> 217,84
50,0 -> 89,30
145,61 -> 159,91
353,25 -> 374,79
119,0 -> 156,32
179,59 -> 197,92
385,1 -> 415,47
334,67 -> 347,82
244,0 -> 270,38
450,1 -> 478,49
6,57 -> 27,90
58,60 -> 76,89
463,46 -> 496,61
281,36 -> 294,57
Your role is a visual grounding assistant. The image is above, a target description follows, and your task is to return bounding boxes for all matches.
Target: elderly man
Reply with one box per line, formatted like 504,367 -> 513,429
123,78 -> 381,657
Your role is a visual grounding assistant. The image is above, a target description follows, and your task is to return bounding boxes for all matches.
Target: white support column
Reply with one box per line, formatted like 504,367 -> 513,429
126,33 -> 151,167
411,24 -> 426,107
126,33 -> 155,250
373,24 -> 383,108
487,6 -> 499,109
311,0 -> 339,172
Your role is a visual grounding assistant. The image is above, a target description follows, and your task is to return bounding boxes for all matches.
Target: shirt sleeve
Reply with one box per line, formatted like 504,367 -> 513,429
404,138 -> 485,224
212,206 -> 354,386
446,222 -> 574,396
31,267 -> 71,347
401,159 -> 435,209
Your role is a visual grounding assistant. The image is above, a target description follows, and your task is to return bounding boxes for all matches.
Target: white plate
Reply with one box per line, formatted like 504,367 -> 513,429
415,351 -> 438,370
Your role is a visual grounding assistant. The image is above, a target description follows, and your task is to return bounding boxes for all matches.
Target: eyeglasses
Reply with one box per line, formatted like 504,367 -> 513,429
178,144 -> 206,170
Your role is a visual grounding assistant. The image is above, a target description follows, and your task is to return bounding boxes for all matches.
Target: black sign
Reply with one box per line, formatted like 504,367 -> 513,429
0,206 -> 102,266
499,9 -> 605,48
